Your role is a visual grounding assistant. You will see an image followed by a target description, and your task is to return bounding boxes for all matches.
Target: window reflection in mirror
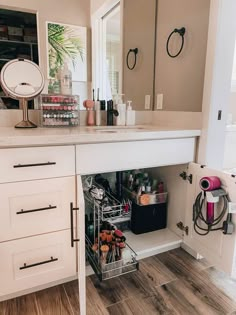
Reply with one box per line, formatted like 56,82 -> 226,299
92,1 -> 122,102
105,5 -> 121,98
0,8 -> 38,109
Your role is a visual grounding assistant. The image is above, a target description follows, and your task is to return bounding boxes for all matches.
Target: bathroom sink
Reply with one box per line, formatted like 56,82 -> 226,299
94,126 -> 145,133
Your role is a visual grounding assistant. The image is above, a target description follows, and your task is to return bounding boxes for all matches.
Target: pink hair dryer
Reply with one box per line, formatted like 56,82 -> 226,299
199,176 -> 221,224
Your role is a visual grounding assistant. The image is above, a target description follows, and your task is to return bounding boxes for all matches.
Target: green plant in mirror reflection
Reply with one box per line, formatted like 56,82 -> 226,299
48,23 -> 84,79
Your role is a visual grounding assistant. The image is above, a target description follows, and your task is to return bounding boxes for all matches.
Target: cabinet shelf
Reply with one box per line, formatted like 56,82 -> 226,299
0,39 -> 37,46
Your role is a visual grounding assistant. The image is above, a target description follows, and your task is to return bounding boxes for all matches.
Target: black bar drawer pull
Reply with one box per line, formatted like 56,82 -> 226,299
70,202 -> 80,247
13,162 -> 56,168
19,256 -> 58,270
16,205 -> 57,215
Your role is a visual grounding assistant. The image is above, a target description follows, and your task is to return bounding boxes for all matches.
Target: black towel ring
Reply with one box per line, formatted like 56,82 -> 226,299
126,48 -> 138,70
166,27 -> 186,58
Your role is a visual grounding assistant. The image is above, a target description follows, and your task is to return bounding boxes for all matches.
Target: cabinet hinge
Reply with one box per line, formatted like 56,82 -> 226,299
176,221 -> 189,235
179,171 -> 192,184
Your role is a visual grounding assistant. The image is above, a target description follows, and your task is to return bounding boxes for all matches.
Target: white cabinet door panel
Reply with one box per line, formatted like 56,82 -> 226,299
184,162 -> 236,277
77,175 -> 86,315
0,177 -> 75,241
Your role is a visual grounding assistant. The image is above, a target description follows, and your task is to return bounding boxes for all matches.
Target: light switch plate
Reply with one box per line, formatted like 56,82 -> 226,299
156,94 -> 163,110
145,95 -> 151,109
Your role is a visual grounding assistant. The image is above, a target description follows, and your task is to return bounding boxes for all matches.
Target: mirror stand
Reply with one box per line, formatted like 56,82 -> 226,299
15,99 -> 37,129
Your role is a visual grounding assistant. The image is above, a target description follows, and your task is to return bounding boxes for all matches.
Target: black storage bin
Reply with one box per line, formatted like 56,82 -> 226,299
131,202 -> 167,234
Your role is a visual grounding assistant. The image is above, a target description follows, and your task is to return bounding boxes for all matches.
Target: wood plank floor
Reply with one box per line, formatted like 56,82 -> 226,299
1,248 -> 236,314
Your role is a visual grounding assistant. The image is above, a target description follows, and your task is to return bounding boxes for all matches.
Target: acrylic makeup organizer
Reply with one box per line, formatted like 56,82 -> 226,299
84,181 -> 138,281
39,94 -> 79,127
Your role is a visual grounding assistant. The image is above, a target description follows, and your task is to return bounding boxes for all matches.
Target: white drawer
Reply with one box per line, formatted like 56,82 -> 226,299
0,177 -> 75,242
76,138 -> 196,174
0,230 -> 76,296
0,145 -> 75,183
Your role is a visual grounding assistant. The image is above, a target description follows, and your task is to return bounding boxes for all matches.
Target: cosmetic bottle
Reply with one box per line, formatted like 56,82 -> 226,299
95,101 -> 101,126
107,100 -> 114,126
126,101 -> 135,126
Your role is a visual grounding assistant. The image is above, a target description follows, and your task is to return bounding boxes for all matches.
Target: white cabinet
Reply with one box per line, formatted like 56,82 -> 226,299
76,142 -> 236,315
0,145 -> 77,301
1,137 -> 236,315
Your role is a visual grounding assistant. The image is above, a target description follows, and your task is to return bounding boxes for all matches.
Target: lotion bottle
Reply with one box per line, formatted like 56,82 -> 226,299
126,101 -> 135,125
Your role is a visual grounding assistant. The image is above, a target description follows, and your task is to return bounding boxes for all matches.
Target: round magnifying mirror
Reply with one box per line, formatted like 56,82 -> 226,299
0,59 -> 45,128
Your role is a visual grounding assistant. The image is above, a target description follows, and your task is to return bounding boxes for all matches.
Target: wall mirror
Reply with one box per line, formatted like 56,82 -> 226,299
92,0 -> 211,112
0,7 -> 39,109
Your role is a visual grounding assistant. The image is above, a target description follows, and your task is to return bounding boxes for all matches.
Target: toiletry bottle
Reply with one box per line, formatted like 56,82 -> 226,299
116,94 -> 126,126
126,101 -> 135,126
95,101 -> 101,126
107,100 -> 114,126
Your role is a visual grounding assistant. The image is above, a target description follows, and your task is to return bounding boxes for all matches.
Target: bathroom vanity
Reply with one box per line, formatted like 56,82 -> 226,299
0,125 -> 236,315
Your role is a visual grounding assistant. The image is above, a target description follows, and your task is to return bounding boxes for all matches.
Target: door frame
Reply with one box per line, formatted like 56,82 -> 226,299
198,0 -> 236,170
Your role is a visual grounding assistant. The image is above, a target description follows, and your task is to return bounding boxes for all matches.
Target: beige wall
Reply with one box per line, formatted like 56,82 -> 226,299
0,0 -> 90,84
155,0 -> 210,112
90,0 -> 107,15
123,0 -> 156,110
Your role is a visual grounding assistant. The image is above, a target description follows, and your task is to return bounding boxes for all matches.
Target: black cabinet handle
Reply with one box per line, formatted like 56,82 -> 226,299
70,202 -> 80,247
19,256 -> 58,270
13,162 -> 56,168
16,205 -> 57,215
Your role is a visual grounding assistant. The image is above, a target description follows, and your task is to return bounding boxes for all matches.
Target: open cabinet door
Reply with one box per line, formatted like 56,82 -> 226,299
184,163 -> 236,277
77,175 -> 86,315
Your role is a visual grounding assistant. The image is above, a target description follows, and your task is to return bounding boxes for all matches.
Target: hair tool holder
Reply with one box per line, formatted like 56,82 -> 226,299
0,59 -> 45,128
193,176 -> 233,236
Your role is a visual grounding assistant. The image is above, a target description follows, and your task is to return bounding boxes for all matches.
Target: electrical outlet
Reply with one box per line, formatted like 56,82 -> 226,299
145,95 -> 151,109
228,202 -> 236,214
156,94 -> 163,110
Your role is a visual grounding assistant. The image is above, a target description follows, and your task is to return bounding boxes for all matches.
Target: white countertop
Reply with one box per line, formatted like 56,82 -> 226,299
0,125 -> 201,148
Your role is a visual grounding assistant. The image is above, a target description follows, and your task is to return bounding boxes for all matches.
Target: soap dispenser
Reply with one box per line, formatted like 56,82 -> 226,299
126,101 -> 135,126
